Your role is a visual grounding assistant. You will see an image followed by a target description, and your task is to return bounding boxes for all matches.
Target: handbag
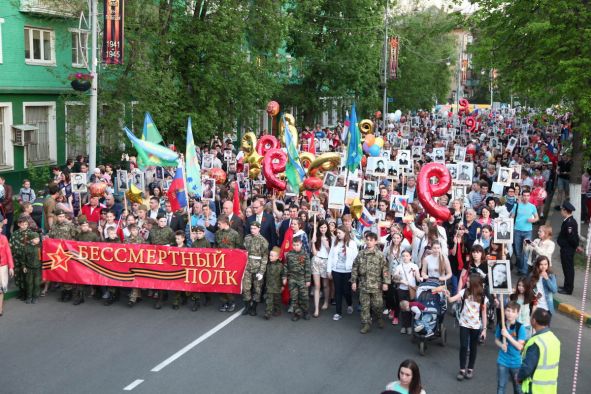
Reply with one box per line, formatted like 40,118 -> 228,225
402,264 -> 417,300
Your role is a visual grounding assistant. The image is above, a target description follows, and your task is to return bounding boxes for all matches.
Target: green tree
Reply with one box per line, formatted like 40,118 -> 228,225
387,8 -> 458,111
282,0 -> 384,123
468,0 -> 590,184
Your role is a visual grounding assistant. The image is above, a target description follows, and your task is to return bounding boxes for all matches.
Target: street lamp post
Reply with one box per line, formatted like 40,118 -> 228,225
89,0 -> 98,171
382,0 -> 389,128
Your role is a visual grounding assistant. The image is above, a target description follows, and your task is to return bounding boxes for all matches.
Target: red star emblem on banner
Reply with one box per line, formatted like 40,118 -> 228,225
47,243 -> 73,272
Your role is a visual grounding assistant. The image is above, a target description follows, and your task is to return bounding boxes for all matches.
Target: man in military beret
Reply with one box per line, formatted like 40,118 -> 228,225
241,221 -> 268,316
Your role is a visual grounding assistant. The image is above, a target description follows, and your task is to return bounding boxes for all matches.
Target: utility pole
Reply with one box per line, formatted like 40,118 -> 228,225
89,0 -> 98,171
456,33 -> 463,112
490,69 -> 493,108
382,0 -> 389,128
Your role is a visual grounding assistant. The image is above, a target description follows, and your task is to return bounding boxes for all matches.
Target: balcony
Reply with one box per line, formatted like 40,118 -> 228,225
20,0 -> 81,18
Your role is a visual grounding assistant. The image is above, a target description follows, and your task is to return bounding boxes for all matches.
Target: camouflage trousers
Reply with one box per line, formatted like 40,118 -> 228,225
242,266 -> 264,303
360,291 -> 383,325
14,264 -> 25,292
129,288 -> 141,302
25,267 -> 41,299
289,280 -> 309,315
265,292 -> 281,315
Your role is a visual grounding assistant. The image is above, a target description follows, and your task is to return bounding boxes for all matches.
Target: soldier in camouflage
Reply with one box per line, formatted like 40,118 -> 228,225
126,224 -> 146,307
264,247 -> 284,320
149,215 -> 175,310
283,236 -> 311,321
215,215 -> 243,312
22,232 -> 41,304
47,209 -> 79,302
10,216 -> 36,300
241,221 -> 269,316
351,232 -> 391,334
73,216 -> 100,305
190,225 -> 211,311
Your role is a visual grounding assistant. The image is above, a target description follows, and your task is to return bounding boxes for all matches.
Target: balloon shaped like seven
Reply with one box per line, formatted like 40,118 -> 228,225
262,148 -> 287,191
266,101 -> 280,117
417,162 -> 452,222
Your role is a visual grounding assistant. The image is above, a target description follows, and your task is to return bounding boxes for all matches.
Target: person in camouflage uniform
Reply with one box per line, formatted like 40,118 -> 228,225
351,232 -> 391,334
264,247 -> 284,320
241,221 -> 269,316
148,215 -> 175,309
22,232 -> 41,303
283,236 -> 311,321
73,216 -> 100,305
169,230 -> 189,310
126,224 -> 145,307
102,226 -> 121,306
215,215 -> 243,312
10,216 -> 36,300
47,209 -> 79,302
190,225 -> 211,311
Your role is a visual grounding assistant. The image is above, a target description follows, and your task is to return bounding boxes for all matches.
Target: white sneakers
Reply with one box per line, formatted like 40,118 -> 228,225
333,314 -> 342,321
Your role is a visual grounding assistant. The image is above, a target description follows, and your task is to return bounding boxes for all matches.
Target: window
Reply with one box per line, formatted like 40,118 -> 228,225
0,107 -> 6,165
0,18 -> 4,64
24,103 -> 56,163
24,27 -> 55,65
70,29 -> 88,68
65,103 -> 89,158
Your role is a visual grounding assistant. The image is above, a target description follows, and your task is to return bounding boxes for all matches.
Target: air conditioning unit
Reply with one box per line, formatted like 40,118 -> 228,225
12,125 -> 38,146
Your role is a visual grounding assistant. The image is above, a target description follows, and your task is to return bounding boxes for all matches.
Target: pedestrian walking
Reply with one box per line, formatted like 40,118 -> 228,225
385,359 -> 426,394
283,236 -> 311,321
327,226 -> 358,321
241,221 -> 268,316
495,301 -> 526,394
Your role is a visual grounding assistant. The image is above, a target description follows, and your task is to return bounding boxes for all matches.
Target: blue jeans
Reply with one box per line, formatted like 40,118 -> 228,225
513,230 -> 531,275
450,273 -> 459,296
497,364 -> 522,394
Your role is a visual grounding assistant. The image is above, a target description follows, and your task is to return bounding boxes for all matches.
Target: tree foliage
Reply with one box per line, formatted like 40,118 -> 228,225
386,8 -> 458,111
468,0 -> 591,179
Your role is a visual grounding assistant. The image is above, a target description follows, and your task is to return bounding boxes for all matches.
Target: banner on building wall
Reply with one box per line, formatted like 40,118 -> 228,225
389,37 -> 399,79
42,239 -> 247,294
103,0 -> 124,64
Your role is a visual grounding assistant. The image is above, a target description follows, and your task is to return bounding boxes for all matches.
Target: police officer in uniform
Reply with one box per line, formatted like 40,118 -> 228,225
557,201 -> 579,295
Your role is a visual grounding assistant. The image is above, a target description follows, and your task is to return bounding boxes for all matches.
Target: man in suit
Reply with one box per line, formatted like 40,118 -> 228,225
557,202 -> 580,295
222,200 -> 244,238
164,201 -> 186,232
278,204 -> 299,247
147,197 -> 165,220
246,201 -> 277,249
497,221 -> 511,240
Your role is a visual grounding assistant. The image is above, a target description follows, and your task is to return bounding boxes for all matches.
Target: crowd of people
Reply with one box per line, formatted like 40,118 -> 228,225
0,107 -> 584,394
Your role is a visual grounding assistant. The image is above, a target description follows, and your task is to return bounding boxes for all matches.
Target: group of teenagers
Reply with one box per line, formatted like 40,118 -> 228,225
0,108 -> 577,394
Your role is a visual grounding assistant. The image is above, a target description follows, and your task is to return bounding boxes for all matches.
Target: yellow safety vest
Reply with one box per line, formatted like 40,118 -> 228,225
521,330 -> 560,394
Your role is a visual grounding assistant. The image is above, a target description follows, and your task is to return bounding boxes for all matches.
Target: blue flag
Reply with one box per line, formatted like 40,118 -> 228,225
346,103 -> 362,172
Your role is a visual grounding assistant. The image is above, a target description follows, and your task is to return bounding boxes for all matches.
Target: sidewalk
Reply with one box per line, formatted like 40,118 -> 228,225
545,197 -> 591,326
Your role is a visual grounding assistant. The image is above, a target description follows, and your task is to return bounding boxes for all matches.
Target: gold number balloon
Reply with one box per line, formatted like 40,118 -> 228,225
241,132 -> 262,179
359,119 -> 374,135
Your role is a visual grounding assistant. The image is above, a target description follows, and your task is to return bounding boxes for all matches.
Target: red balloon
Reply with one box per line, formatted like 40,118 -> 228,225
361,155 -> 367,168
417,163 -> 452,221
256,135 -> 280,156
208,168 -> 227,185
89,182 -> 106,198
266,101 -> 280,117
466,143 -> 476,155
530,187 -> 547,207
375,111 -> 382,119
262,148 -> 287,191
465,116 -> 477,133
302,177 -> 323,192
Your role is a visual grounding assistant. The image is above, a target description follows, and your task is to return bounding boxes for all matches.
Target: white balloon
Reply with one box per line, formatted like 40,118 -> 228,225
387,112 -> 396,121
393,110 -> 402,122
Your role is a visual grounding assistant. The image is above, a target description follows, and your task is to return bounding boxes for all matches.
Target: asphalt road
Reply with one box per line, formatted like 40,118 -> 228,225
1,292 -> 589,394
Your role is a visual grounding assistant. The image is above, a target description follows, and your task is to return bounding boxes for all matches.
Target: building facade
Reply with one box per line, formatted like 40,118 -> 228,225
0,0 -> 89,188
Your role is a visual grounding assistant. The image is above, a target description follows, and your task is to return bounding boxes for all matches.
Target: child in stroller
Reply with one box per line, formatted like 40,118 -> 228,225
410,280 -> 447,337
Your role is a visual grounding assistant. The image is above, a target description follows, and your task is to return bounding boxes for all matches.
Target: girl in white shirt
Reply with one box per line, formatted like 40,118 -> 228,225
393,250 -> 421,334
311,219 -> 333,317
327,226 -> 358,321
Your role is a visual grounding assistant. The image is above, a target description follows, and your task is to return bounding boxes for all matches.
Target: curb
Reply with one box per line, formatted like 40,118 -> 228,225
553,297 -> 591,327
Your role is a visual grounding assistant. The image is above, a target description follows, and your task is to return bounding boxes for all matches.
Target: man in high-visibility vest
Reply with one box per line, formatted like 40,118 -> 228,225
518,308 -> 561,394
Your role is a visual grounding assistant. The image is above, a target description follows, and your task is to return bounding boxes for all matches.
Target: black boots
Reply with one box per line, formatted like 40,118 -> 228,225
249,302 -> 258,316
60,290 -> 73,302
242,301 -> 252,315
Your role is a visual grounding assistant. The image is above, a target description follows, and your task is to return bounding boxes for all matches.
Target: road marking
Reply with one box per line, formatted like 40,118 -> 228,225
123,379 -> 144,391
150,309 -> 243,372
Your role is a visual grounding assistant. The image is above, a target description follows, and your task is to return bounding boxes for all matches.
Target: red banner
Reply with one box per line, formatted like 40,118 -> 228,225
389,36 -> 399,79
42,239 -> 247,294
102,0 -> 124,64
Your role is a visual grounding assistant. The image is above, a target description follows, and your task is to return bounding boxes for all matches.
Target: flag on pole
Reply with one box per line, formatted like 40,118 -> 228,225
358,207 -> 375,228
346,103 -> 362,173
341,110 -> 350,142
142,112 -> 164,144
167,167 -> 187,212
283,115 -> 306,193
233,181 -> 241,217
185,117 -> 202,197
124,127 -> 179,170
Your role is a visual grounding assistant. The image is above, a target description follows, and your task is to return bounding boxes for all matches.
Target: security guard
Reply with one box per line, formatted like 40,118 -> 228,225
518,308 -> 560,394
557,201 -> 579,295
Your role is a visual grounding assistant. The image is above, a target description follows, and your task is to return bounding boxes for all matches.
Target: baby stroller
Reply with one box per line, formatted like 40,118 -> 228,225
411,280 -> 448,355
